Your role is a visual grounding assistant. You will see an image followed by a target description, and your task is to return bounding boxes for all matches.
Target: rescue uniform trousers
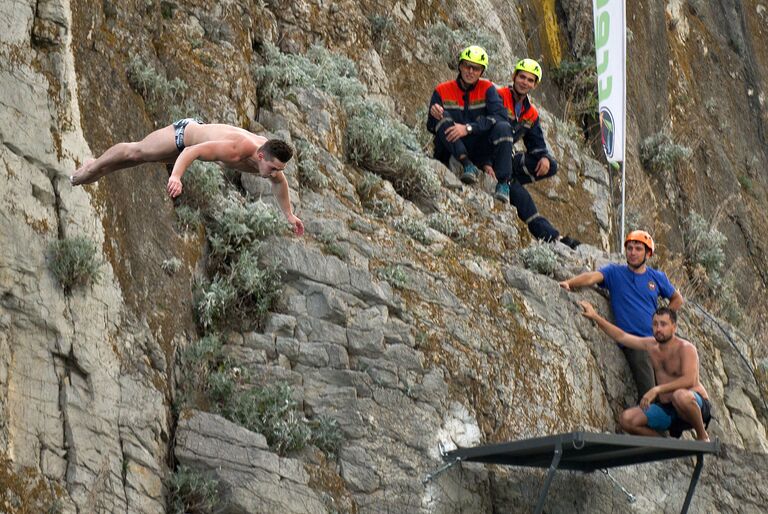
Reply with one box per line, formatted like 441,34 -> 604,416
498,152 -> 560,241
434,121 -> 513,179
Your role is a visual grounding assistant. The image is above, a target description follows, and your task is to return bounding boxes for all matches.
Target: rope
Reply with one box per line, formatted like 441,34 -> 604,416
688,300 -> 768,413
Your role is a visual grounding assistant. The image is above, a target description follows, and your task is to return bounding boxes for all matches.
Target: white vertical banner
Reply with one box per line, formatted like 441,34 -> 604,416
593,0 -> 627,244
593,0 -> 626,164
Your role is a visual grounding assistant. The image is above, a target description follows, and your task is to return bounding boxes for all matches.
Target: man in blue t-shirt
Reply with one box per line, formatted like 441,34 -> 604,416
559,230 -> 684,398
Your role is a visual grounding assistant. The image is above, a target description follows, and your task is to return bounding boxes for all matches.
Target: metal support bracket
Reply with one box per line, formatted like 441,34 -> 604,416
422,457 -> 461,484
534,442 -> 563,514
423,441 -> 461,484
600,468 -> 637,504
681,454 -> 704,514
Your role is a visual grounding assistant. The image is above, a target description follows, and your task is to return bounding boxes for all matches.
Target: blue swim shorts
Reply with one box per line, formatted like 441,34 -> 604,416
644,392 -> 710,431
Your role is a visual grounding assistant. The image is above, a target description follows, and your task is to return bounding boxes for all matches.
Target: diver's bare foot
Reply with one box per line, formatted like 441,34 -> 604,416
696,432 -> 710,442
71,159 -> 97,186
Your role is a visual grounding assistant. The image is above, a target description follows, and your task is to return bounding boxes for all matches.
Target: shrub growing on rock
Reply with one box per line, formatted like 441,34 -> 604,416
308,415 -> 344,457
161,257 -> 183,275
174,205 -> 203,233
195,247 -> 283,331
181,162 -> 225,213
126,56 -> 188,119
208,195 -> 290,264
394,216 -> 432,245
295,139 -> 329,191
427,212 -> 468,241
254,43 -> 440,202
684,212 -> 726,278
180,337 -> 343,457
639,132 -> 692,173
519,242 -> 557,276
167,465 -> 220,514
377,265 -> 409,289
346,98 -> 441,201
48,236 -> 102,292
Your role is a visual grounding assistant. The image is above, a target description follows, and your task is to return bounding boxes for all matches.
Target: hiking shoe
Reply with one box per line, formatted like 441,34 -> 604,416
460,163 -> 480,184
494,183 -> 510,202
560,235 -> 582,249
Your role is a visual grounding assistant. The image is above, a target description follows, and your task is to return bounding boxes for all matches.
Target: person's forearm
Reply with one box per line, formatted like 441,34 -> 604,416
273,181 -> 294,218
669,291 -> 684,311
565,271 -> 602,289
654,376 -> 695,395
170,148 -> 197,179
590,313 -> 628,343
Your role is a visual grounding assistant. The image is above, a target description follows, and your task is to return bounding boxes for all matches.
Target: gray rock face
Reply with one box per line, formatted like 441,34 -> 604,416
0,1 -> 171,512
175,410 -> 327,513
1,1 -> 766,514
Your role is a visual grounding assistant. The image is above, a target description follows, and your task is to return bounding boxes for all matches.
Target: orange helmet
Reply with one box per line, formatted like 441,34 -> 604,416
625,230 -> 654,256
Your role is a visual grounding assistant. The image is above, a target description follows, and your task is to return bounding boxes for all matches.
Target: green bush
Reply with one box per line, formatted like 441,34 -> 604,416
368,14 -> 396,53
126,56 -> 187,114
161,257 -> 183,275
48,236 -> 102,291
427,212 -> 467,241
295,139 -> 329,191
195,276 -> 237,331
254,43 -> 365,105
255,44 -> 440,201
208,195 -> 290,265
519,242 -> 557,275
181,334 -> 226,389
551,58 -> 599,120
684,212 -> 726,278
356,172 -> 396,217
223,384 -> 310,455
346,98 -> 441,200
182,162 -> 225,213
179,337 -> 344,456
394,216 -> 432,245
175,205 -> 203,233
378,265 -> 408,289
639,132 -> 692,173
195,247 -> 283,331
426,22 -> 503,76
309,415 -> 344,456
206,369 -> 237,405
193,195 -> 288,331
166,465 -> 220,514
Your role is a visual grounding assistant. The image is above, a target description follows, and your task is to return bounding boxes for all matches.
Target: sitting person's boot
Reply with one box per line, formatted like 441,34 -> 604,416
560,235 -> 581,249
461,163 -> 480,184
494,182 -> 510,202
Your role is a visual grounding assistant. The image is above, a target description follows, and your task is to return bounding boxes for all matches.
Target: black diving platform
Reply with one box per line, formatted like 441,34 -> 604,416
436,431 -> 721,514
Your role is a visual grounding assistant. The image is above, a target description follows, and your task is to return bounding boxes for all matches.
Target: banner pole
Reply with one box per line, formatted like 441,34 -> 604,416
620,161 -> 626,246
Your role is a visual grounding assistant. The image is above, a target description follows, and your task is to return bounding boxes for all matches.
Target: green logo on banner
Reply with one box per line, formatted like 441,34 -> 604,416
595,1 -> 612,101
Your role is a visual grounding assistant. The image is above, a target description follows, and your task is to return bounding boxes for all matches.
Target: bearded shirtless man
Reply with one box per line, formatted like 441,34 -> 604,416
579,301 -> 711,441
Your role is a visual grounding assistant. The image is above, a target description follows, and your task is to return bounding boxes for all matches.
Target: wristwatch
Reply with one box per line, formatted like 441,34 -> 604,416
466,124 -> 473,134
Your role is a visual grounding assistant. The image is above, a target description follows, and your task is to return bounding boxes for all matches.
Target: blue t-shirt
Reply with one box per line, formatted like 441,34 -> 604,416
598,263 -> 676,337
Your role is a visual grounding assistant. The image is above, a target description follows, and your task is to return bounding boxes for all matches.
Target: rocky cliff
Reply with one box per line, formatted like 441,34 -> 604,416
1,0 -> 766,513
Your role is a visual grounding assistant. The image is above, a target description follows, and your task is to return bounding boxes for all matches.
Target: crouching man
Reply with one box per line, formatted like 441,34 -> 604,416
579,301 -> 711,441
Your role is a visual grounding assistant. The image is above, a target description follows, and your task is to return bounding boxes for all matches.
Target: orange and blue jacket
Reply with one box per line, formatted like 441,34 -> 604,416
497,86 -> 548,157
426,76 -> 508,135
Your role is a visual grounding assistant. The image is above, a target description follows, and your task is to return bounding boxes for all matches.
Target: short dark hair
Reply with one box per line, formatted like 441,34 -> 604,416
654,307 -> 677,324
260,139 -> 294,163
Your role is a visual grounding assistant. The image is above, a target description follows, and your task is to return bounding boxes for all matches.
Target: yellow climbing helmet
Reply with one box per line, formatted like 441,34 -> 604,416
625,230 -> 655,256
458,45 -> 489,70
514,58 -> 543,82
